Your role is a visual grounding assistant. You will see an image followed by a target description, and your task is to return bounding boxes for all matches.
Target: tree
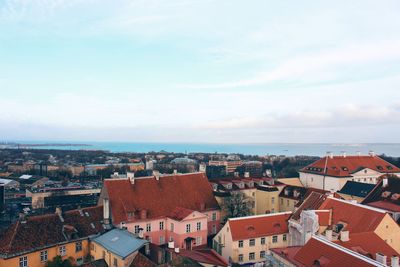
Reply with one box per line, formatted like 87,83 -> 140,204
221,191 -> 252,222
45,256 -> 76,267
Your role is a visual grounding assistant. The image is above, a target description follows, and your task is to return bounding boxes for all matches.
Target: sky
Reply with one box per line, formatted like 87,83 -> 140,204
1,0 -> 400,143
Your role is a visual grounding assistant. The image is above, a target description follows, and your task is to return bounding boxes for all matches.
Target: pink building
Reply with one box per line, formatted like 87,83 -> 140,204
99,172 -> 221,250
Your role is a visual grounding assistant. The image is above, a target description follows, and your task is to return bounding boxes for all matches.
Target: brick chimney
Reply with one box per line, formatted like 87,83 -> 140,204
325,229 -> 333,241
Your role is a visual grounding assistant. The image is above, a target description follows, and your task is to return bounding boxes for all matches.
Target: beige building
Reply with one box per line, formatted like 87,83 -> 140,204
213,212 -> 291,265
91,228 -> 150,267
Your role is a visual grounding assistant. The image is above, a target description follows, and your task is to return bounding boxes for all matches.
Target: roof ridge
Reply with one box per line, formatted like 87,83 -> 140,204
326,196 -> 387,214
229,211 -> 292,221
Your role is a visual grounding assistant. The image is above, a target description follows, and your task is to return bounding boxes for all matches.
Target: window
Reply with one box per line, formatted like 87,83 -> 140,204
238,254 -> 243,262
212,212 -> 217,221
272,236 -> 278,243
271,197 -> 275,204
249,252 -> 255,260
19,256 -> 28,267
76,241 -> 82,252
283,234 -> 287,241
59,245 -> 66,256
238,240 -> 243,247
260,251 -> 265,258
146,223 -> 151,232
171,223 -> 174,232
134,225 -> 140,234
249,239 -> 255,246
196,236 -> 202,245
197,222 -> 201,231
169,236 -> 174,242
40,250 -> 48,262
186,224 -> 191,233
287,199 -> 289,206
271,208 -> 275,213
113,257 -> 118,267
159,236 -> 165,244
159,221 -> 164,230
261,237 -> 265,245
212,224 -> 217,234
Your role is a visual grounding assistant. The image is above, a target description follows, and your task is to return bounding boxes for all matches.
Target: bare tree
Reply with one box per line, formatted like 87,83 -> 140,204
221,191 -> 252,222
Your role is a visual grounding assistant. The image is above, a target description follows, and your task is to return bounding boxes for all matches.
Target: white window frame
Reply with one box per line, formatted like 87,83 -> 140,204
40,250 -> 48,262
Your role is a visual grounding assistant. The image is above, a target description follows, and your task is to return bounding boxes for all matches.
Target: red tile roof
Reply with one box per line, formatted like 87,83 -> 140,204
366,200 -> 400,212
300,155 -> 400,177
293,236 -> 383,267
0,206 -> 105,257
167,207 -> 196,221
292,191 -> 330,220
228,212 -> 291,241
333,232 -> 399,263
102,173 -> 220,224
130,252 -> 156,267
318,197 -> 387,233
179,249 -> 229,266
315,210 -> 331,226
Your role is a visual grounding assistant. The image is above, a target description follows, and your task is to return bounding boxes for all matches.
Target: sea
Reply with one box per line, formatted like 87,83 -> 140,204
2,141 -> 400,157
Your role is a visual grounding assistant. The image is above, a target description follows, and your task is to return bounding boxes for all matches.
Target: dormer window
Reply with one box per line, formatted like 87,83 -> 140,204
212,184 -> 218,191
387,166 -> 393,170
225,183 -> 232,189
341,167 -> 348,171
376,166 -> 384,170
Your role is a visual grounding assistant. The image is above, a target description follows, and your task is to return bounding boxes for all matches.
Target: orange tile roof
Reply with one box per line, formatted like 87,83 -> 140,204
103,173 -> 220,224
318,198 -> 387,233
300,155 -> 400,177
366,200 -> 400,212
333,232 -> 399,264
293,236 -> 383,267
179,249 -> 229,266
228,212 -> 291,241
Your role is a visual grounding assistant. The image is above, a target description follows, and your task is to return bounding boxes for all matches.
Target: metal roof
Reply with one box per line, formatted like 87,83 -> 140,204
92,229 -> 148,259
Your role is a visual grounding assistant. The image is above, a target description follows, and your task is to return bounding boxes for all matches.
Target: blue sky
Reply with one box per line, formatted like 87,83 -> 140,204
1,0 -> 400,143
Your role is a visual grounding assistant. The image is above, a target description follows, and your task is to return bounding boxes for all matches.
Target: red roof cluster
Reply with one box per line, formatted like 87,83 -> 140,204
179,249 -> 229,266
228,212 -> 291,241
102,173 -> 220,224
300,155 -> 400,177
0,206 -> 105,256
273,236 -> 384,267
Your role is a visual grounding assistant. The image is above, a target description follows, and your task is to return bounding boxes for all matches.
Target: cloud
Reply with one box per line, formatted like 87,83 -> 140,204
178,40 -> 400,89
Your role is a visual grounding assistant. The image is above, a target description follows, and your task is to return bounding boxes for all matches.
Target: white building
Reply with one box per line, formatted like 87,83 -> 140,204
299,153 -> 400,192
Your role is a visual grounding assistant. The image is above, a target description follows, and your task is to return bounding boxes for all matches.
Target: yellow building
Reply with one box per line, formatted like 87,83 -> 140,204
0,206 -> 105,267
91,228 -> 150,267
213,212 -> 291,265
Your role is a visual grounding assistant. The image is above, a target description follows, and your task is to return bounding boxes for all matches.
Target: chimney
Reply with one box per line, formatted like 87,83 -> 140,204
376,253 -> 387,265
174,247 -> 180,253
168,241 -> 175,249
19,213 -> 26,223
383,178 -> 388,188
357,151 -> 361,156
140,209 -> 147,220
55,207 -> 64,222
304,232 -> 312,244
342,151 -> 346,158
340,230 -> 349,242
173,169 -> 178,175
328,152 -> 334,159
153,171 -> 160,181
244,172 -> 250,178
103,198 -> 110,225
391,256 -> 399,267
234,172 -> 239,178
369,151 -> 375,157
325,229 -> 333,241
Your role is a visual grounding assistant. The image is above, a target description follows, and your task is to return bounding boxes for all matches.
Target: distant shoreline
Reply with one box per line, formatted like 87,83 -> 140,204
0,143 -> 92,147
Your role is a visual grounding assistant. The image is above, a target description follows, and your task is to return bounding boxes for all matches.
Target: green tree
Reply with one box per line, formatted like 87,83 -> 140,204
222,191 -> 252,222
45,256 -> 76,267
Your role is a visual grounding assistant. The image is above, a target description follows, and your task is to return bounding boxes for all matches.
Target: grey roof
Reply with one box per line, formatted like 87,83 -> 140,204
337,181 -> 375,198
92,229 -> 148,259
